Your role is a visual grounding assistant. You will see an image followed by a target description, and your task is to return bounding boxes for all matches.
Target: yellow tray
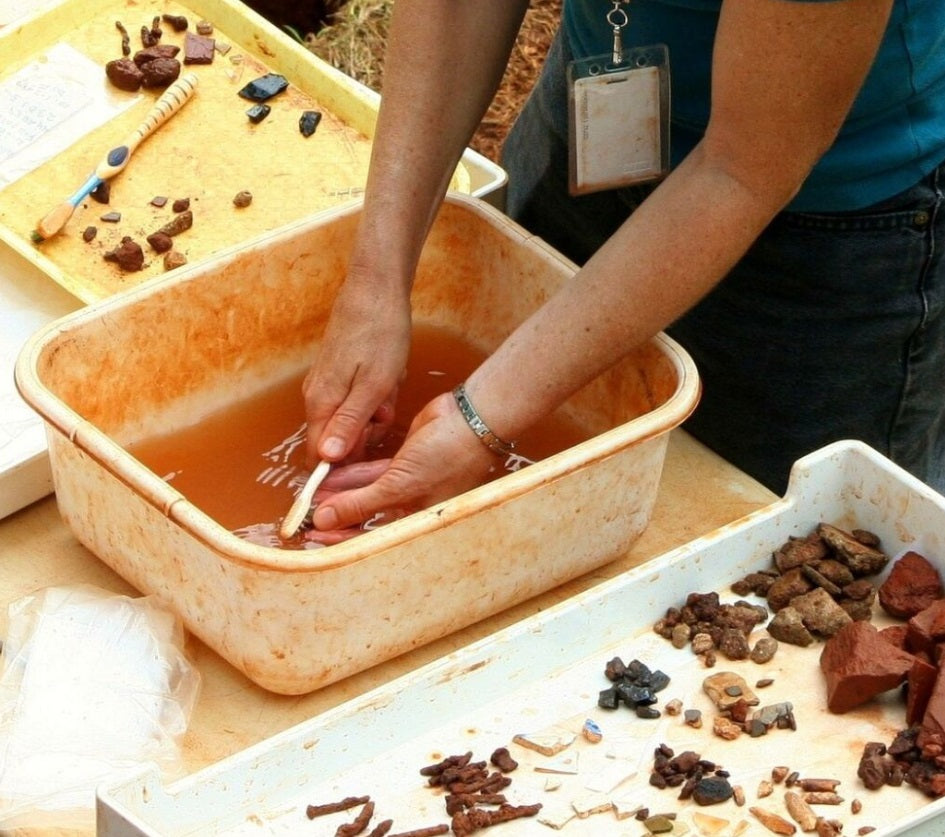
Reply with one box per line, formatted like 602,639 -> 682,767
0,0 -> 498,303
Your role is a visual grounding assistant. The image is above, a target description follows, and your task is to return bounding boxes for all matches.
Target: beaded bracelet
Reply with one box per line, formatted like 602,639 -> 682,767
452,384 -> 517,457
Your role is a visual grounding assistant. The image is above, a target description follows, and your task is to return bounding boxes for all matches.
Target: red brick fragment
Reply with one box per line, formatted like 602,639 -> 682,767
820,620 -> 916,713
906,599 -> 945,657
879,551 -> 944,619
907,655 -> 939,725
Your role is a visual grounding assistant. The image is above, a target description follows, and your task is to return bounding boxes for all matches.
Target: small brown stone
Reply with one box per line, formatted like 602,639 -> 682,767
161,14 -> 188,32
90,180 -> 110,204
172,197 -> 190,213
233,189 -> 253,208
105,57 -> 143,91
151,195 -> 168,207
767,606 -> 814,647
133,44 -> 180,66
82,226 -> 97,242
817,523 -> 889,577
791,587 -> 853,638
147,231 -> 173,253
103,236 -> 144,271
163,250 -> 187,270
751,637 -> 779,664
141,57 -> 181,87
156,209 -> 193,237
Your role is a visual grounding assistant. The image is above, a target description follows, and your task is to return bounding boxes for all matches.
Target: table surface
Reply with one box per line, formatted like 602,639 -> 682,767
0,429 -> 775,782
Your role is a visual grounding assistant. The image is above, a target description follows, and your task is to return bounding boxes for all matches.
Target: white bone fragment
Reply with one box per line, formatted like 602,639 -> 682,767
533,753 -> 580,774
583,758 -> 637,793
612,797 -> 645,820
571,792 -> 612,818
544,776 -> 563,791
537,802 -> 576,830
513,730 -> 575,756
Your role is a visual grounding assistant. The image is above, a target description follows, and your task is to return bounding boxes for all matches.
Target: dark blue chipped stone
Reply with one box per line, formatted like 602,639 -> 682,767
649,670 -> 671,692
238,73 -> 289,102
299,110 -> 322,137
246,103 -> 271,123
598,686 -> 620,710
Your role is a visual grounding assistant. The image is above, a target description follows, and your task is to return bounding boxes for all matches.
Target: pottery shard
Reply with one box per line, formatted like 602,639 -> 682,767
183,31 -> 215,64
819,620 -> 916,713
790,587 -> 852,638
906,599 -> 945,657
816,523 -> 889,577
879,551 -> 944,619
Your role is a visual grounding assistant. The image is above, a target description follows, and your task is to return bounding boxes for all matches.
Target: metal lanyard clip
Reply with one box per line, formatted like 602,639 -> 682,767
606,1 -> 630,65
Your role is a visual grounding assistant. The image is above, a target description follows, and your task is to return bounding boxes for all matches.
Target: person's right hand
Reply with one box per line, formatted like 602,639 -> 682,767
302,268 -> 412,467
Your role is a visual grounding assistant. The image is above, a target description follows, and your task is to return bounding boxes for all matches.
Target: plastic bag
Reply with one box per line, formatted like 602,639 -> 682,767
0,584 -> 201,832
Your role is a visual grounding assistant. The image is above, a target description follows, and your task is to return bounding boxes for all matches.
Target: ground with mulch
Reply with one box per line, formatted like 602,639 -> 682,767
244,1 -> 560,162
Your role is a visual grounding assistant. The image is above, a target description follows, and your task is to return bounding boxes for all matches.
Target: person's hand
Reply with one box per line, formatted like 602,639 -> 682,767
305,391 -> 499,541
303,271 -> 412,466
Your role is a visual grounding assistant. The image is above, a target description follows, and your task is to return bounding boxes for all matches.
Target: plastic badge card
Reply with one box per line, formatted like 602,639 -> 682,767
567,44 -> 670,196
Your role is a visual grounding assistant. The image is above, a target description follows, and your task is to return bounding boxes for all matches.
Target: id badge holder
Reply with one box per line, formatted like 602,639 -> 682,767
567,44 -> 670,196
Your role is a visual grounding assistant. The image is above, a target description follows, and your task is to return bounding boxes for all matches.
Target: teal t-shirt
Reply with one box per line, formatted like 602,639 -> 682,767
562,0 -> 945,211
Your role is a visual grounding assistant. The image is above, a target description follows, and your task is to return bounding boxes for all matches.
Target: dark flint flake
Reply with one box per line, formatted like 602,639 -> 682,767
239,73 -> 289,102
299,109 -> 322,137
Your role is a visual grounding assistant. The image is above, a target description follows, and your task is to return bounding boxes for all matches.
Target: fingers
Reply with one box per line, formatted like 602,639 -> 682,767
309,393 -> 498,533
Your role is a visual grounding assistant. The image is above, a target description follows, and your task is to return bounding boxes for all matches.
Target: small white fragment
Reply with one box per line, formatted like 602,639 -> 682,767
544,776 -> 563,792
537,803 -> 576,830
692,811 -> 730,835
582,758 -> 637,793
534,753 -> 580,774
571,792 -> 612,818
513,730 -> 576,756
612,797 -> 644,820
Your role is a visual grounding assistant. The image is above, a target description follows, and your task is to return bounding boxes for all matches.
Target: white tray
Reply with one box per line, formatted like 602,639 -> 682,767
97,440 -> 945,836
0,245 -> 78,519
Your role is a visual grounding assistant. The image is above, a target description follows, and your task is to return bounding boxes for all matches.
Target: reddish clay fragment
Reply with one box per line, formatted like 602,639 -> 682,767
819,620 -> 916,713
907,599 -> 945,657
880,551 -> 944,619
919,665 -> 945,747
880,624 -> 909,649
183,32 -> 215,64
907,656 -> 939,726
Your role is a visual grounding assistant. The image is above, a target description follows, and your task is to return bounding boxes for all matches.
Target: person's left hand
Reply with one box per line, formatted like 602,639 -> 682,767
304,392 -> 498,542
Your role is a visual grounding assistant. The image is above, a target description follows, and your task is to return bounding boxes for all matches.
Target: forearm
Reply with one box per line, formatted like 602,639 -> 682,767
350,0 -> 529,287
463,147 -> 777,438
462,0 -> 894,444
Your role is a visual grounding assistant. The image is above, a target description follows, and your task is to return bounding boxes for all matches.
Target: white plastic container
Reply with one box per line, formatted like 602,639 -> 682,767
16,195 -> 700,695
94,441 -> 945,836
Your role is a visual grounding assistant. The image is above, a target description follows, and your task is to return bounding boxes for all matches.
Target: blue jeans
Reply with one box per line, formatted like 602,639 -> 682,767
502,31 -> 945,495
